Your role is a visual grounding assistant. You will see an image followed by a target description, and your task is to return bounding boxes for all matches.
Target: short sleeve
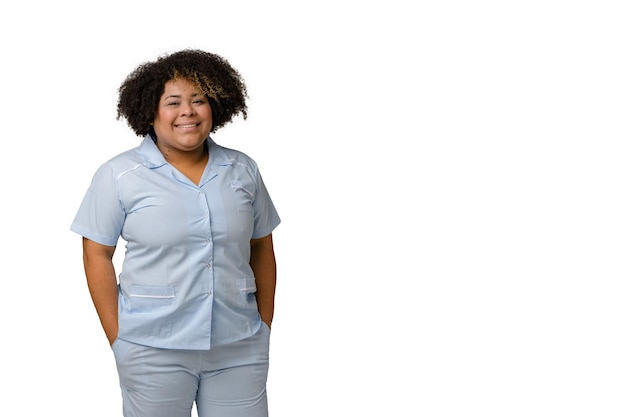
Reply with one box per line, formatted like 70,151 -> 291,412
70,162 -> 125,247
251,167 -> 281,239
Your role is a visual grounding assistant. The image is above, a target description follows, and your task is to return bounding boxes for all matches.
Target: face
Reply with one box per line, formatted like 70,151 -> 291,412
152,78 -> 213,155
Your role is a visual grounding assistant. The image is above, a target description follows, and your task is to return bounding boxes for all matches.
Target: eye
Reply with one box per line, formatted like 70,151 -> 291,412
193,99 -> 206,104
166,101 -> 180,106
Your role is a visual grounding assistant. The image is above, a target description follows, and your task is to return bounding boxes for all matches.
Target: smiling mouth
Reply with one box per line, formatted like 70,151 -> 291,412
176,123 -> 200,128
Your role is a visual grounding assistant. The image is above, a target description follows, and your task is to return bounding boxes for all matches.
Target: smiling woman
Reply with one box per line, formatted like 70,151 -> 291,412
70,49 -> 280,417
116,49 -> 248,137
152,78 -> 213,184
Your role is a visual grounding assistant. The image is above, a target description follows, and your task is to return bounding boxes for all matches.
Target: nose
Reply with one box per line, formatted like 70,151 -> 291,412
180,101 -> 196,116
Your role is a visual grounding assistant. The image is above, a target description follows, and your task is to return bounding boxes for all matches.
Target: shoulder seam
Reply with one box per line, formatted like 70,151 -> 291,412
117,163 -> 143,180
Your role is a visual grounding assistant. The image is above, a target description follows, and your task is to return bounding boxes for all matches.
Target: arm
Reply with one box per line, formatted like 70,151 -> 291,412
250,233 -> 277,328
82,237 -> 119,346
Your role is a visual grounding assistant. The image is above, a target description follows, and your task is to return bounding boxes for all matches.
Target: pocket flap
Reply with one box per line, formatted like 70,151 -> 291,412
129,285 -> 176,299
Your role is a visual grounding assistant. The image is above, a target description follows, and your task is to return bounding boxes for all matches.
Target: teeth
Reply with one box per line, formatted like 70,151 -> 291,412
178,124 -> 196,128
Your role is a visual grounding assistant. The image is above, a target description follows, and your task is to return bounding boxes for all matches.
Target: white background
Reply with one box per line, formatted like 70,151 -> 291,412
1,1 -> 625,416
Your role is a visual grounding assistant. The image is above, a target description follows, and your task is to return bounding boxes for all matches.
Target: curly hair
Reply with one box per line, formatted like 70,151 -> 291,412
117,49 -> 248,136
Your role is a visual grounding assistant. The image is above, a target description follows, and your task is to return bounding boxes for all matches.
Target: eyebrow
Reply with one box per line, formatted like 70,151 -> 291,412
163,92 -> 202,100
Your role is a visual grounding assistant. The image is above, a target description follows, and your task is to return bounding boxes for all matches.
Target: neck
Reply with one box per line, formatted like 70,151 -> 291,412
158,142 -> 208,167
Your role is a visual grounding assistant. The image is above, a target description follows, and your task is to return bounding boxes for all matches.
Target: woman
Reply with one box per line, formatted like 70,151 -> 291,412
71,49 -> 280,417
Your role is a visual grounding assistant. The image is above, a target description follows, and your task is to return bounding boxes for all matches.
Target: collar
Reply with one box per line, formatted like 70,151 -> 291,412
137,135 -> 233,169
137,135 -> 167,168
206,137 -> 233,167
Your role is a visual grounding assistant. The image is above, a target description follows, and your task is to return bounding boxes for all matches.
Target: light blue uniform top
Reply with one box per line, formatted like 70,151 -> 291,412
71,136 -> 280,350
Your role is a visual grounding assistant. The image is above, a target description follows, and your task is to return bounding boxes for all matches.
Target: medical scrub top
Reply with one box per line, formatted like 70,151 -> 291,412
70,136 -> 281,350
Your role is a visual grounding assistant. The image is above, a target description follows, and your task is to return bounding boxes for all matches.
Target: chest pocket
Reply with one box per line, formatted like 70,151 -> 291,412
230,181 -> 254,212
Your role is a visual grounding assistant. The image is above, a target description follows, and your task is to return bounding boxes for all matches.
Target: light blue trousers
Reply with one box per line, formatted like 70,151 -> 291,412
111,323 -> 270,417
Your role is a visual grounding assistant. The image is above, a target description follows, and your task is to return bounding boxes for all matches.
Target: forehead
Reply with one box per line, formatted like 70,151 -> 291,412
162,78 -> 202,95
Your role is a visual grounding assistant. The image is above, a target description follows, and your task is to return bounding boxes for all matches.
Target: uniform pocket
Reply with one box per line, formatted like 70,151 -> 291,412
239,277 -> 257,303
111,338 -> 137,367
127,285 -> 176,313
